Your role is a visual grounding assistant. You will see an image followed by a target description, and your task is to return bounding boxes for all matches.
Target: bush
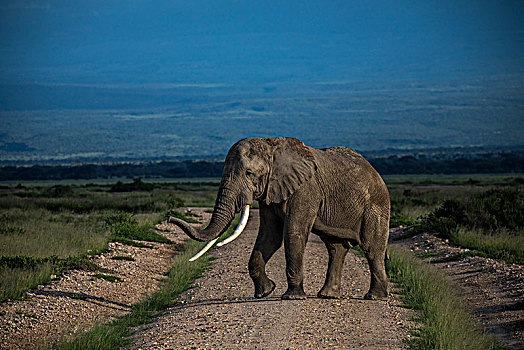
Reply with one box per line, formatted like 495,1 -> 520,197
109,178 -> 154,192
105,213 -> 172,244
48,185 -> 74,197
168,196 -> 185,209
418,189 -> 523,236
414,189 -> 524,264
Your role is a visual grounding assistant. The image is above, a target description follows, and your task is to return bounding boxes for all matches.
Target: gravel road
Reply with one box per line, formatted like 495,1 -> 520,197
131,209 -> 413,349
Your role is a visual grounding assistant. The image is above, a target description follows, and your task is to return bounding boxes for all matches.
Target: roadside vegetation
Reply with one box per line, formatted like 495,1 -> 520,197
1,174 -> 522,348
55,217 -> 240,350
387,175 -> 523,264
0,179 -> 218,302
386,174 -> 522,348
387,247 -> 500,349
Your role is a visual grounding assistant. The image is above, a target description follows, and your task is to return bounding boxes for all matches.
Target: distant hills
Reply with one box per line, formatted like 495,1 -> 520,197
2,2 -> 523,166
1,78 -> 523,166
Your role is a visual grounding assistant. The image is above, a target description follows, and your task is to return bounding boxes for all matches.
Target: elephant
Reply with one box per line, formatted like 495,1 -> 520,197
169,137 -> 390,300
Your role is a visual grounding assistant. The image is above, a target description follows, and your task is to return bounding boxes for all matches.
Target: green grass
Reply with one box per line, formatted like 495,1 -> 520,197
109,221 -> 172,244
412,189 -> 524,264
0,256 -> 104,301
105,212 -> 177,249
0,181 -> 219,304
55,216 -> 239,350
0,262 -> 55,301
414,251 -> 446,259
386,176 -> 523,229
446,227 -> 524,264
0,181 -> 218,215
0,208 -> 108,259
387,246 -> 501,349
389,178 -> 524,264
162,208 -> 201,223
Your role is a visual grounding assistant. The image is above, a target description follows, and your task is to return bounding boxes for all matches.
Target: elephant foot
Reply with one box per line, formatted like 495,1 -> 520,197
318,286 -> 341,299
282,288 -> 307,300
364,289 -> 388,300
254,279 -> 276,299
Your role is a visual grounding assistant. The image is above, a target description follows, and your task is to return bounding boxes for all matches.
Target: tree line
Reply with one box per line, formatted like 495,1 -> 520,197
0,150 -> 522,181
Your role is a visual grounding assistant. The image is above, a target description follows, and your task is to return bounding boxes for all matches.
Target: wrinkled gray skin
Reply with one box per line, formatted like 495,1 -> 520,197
171,137 -> 390,300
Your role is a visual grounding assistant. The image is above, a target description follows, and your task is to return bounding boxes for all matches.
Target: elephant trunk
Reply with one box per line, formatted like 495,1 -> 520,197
169,185 -> 237,242
169,180 -> 252,261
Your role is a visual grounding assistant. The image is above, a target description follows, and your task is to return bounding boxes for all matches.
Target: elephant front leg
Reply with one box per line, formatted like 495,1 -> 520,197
282,227 -> 311,300
248,206 -> 283,298
318,236 -> 349,299
249,249 -> 277,298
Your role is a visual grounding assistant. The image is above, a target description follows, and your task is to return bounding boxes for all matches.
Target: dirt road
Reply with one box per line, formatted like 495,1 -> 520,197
131,210 -> 413,349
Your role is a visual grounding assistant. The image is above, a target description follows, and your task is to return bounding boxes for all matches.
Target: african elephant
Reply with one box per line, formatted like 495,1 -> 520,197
169,137 -> 390,300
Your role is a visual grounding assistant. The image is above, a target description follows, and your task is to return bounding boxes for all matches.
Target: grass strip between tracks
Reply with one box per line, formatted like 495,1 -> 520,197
54,216 -> 239,350
387,246 -> 502,349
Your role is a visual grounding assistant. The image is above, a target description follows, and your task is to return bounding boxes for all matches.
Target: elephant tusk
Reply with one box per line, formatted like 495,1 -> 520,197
216,205 -> 250,247
188,205 -> 250,261
188,238 -> 218,262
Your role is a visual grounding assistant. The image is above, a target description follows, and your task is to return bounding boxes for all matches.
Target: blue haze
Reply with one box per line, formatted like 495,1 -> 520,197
0,0 -> 523,162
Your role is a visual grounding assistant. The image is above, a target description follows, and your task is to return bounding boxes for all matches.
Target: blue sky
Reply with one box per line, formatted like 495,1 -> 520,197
1,0 -> 522,85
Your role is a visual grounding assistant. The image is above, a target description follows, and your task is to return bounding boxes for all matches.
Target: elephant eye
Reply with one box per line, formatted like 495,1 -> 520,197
245,169 -> 255,177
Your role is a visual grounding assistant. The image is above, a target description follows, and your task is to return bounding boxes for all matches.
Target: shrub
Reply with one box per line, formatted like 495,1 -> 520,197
48,185 -> 74,197
105,213 -> 172,244
109,178 -> 154,192
167,196 -> 185,209
417,189 -> 523,236
414,189 -> 524,264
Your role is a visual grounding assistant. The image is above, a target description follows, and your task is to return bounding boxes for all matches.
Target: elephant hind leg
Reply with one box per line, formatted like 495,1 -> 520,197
360,208 -> 389,300
363,255 -> 388,300
318,235 -> 349,299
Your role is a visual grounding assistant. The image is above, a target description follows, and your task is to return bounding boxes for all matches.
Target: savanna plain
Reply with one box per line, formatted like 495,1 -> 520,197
0,174 -> 522,349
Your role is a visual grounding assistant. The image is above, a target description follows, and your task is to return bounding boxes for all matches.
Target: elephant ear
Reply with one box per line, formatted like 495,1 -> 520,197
265,138 -> 317,204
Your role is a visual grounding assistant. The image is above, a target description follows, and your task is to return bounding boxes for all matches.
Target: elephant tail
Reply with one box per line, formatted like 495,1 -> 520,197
385,248 -> 391,276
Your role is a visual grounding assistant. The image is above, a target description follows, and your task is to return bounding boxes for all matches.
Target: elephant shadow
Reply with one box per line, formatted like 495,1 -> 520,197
172,294 -> 365,311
